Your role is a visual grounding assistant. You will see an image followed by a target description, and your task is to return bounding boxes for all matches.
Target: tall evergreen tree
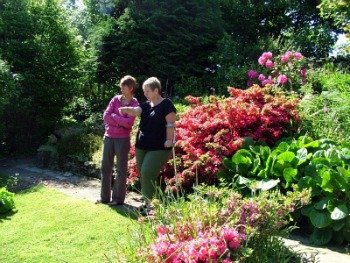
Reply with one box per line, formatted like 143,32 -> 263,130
93,0 -> 223,93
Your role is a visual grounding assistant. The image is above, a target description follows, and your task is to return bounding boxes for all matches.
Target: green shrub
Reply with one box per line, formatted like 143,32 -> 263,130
0,172 -> 18,190
0,187 -> 15,214
57,133 -> 101,160
299,64 -> 350,145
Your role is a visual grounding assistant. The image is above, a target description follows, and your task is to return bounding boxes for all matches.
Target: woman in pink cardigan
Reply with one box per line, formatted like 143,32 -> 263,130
97,75 -> 139,205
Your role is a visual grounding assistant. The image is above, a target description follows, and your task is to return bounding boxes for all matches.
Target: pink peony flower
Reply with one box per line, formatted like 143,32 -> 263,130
277,74 -> 288,85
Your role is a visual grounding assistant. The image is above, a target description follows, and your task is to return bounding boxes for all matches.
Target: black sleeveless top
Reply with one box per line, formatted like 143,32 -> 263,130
135,98 -> 176,150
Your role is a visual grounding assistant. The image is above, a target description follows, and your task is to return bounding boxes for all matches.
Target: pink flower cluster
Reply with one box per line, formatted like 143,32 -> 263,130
147,223 -> 245,263
247,50 -> 307,90
138,188 -> 308,262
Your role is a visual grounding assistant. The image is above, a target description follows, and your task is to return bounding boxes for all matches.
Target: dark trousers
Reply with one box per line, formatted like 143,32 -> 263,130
100,136 -> 130,203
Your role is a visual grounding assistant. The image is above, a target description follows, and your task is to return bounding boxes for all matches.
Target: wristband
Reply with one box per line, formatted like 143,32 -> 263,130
165,123 -> 176,128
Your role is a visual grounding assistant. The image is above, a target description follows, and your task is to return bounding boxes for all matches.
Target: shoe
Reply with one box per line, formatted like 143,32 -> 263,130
139,203 -> 155,216
95,199 -> 109,204
108,201 -> 124,206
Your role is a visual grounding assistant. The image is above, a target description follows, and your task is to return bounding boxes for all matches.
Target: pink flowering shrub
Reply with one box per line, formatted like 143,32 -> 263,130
136,185 -> 310,262
247,50 -> 307,92
127,85 -> 299,191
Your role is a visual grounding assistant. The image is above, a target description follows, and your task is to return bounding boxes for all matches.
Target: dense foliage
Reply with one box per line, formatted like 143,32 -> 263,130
0,0 -> 84,153
220,136 -> 350,245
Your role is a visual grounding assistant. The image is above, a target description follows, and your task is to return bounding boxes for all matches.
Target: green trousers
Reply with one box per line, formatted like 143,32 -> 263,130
136,148 -> 171,200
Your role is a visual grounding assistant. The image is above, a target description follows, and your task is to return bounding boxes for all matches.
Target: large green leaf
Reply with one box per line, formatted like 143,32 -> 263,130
277,141 -> 289,151
232,149 -> 253,165
309,209 -> 332,228
277,151 -> 295,163
237,176 -> 252,186
303,140 -> 320,149
304,164 -> 317,177
331,204 -> 349,220
296,148 -> 308,165
259,146 -> 271,161
256,179 -> 280,191
222,157 -> 235,171
314,197 -> 329,210
313,150 -> 325,158
310,227 -> 333,245
320,170 -> 333,193
312,157 -> 330,166
340,148 -> 350,160
301,204 -> 313,216
337,166 -> 350,182
332,219 -> 345,231
283,167 -> 298,188
257,170 -> 267,178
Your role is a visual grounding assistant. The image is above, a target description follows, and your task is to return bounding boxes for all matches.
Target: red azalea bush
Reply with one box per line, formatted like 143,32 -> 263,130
128,85 -> 299,191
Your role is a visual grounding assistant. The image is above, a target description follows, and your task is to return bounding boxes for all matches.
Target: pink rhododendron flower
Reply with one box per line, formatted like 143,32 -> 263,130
265,59 -> 274,69
293,52 -> 303,60
258,52 -> 273,66
258,73 -> 266,82
261,77 -> 273,86
277,74 -> 288,85
300,68 -> 307,77
247,70 -> 258,79
280,54 -> 289,63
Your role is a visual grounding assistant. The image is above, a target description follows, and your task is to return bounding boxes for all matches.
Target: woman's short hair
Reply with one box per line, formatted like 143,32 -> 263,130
143,77 -> 161,94
120,75 -> 137,93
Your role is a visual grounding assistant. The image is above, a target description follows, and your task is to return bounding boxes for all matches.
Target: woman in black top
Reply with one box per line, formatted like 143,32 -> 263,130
120,77 -> 176,209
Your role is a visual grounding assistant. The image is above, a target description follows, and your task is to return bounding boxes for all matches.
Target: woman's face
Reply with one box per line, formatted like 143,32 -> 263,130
120,85 -> 133,96
143,85 -> 158,101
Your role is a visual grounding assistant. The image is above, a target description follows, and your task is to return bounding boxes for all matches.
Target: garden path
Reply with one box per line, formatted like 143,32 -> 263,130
1,156 -> 349,263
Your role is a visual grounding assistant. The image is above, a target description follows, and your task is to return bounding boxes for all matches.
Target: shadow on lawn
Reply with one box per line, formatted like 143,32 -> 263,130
0,209 -> 17,223
108,204 -> 140,220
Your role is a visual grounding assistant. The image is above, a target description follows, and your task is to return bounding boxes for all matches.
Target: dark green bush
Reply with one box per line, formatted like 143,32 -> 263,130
57,133 -> 101,160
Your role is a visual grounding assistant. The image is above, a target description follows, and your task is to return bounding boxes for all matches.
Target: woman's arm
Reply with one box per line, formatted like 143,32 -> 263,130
119,106 -> 142,117
164,112 -> 177,148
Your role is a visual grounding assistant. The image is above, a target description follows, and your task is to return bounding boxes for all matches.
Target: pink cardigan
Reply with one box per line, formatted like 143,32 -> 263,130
103,95 -> 139,138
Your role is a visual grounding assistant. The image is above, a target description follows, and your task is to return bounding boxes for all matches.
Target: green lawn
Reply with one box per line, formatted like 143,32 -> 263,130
0,186 -> 140,263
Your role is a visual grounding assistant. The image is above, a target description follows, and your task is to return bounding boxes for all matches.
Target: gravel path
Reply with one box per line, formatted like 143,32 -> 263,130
1,156 -> 349,262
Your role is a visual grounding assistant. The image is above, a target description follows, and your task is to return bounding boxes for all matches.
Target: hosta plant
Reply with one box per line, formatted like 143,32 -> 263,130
219,135 -> 350,245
